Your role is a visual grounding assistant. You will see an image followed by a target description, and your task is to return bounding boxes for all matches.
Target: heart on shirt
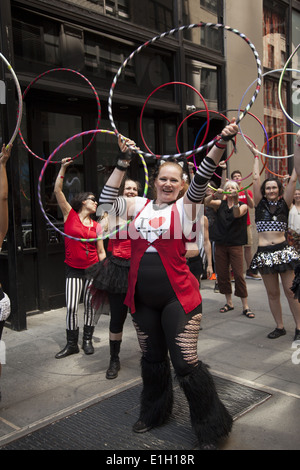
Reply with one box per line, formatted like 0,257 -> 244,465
148,217 -> 166,229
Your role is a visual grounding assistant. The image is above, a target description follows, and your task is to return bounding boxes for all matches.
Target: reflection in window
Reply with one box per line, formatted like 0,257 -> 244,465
182,0 -> 222,49
263,1 -> 287,70
200,27 -> 222,51
200,0 -> 218,14
69,0 -> 173,32
264,78 -> 288,177
162,120 -> 177,155
84,31 -> 173,97
263,0 -> 288,177
13,18 -> 60,65
186,60 -> 218,110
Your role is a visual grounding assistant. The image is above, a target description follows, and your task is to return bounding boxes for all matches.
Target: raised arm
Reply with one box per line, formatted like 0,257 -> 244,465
54,157 -> 73,221
0,144 -> 12,248
98,136 -> 136,218
249,144 -> 262,206
294,130 -> 300,183
183,118 -> 238,216
283,168 -> 297,208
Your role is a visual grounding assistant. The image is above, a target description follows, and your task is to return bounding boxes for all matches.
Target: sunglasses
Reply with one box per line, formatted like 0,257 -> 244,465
86,197 -> 98,203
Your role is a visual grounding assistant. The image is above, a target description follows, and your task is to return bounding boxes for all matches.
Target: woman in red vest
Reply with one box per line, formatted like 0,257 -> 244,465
54,158 -> 106,359
99,120 -> 238,449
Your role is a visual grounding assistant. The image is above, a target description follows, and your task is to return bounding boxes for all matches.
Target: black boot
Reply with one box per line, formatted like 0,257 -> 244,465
133,356 -> 173,433
106,340 -> 121,379
82,325 -> 95,355
177,362 -> 233,449
55,328 -> 79,359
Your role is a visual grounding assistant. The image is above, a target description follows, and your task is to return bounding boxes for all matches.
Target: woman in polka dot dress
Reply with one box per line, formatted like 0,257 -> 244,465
249,143 -> 300,340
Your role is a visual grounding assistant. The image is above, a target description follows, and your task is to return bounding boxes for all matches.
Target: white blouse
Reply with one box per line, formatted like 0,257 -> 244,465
288,205 -> 300,234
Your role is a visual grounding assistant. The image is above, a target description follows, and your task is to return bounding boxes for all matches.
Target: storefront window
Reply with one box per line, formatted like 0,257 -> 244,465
37,112 -> 83,245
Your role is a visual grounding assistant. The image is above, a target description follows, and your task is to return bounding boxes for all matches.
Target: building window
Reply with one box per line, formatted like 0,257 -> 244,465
13,18 -> 60,66
186,59 -> 218,110
182,0 -> 222,50
200,0 -> 218,14
263,0 -> 287,71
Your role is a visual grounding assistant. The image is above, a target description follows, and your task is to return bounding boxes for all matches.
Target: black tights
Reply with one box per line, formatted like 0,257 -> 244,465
132,254 -> 202,377
108,292 -> 128,334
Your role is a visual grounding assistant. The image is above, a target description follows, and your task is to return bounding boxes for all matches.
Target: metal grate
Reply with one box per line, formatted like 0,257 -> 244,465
0,375 -> 271,450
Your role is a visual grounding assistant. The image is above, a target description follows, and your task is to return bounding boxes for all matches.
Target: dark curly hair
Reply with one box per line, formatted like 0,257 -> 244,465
70,192 -> 95,212
260,178 -> 283,198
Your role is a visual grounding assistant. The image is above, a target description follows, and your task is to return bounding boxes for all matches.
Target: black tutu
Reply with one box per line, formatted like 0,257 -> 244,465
86,256 -> 130,294
85,256 -> 130,322
291,262 -> 300,302
250,242 -> 299,275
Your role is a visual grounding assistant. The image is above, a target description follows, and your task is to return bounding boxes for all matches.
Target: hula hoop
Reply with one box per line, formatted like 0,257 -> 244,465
207,181 -> 252,195
238,68 -> 300,158
0,53 -> 23,157
19,68 -> 101,163
213,132 -> 257,182
38,129 -> 148,242
278,44 -> 300,127
175,110 -> 231,165
261,132 -> 297,178
139,81 -> 210,158
188,108 -> 268,184
108,22 -> 262,159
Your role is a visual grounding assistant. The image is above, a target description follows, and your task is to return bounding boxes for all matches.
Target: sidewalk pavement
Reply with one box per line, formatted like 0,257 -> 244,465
0,276 -> 300,450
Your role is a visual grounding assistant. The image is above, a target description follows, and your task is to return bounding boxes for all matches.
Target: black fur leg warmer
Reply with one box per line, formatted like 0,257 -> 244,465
291,262 -> 300,302
138,356 -> 174,427
177,362 -> 233,446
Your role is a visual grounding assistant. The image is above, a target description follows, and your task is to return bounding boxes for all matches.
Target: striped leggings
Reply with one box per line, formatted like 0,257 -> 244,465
65,277 -> 94,330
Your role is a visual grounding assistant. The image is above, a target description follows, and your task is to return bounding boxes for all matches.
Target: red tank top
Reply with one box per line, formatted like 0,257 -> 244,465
64,209 -> 100,269
124,201 -> 202,314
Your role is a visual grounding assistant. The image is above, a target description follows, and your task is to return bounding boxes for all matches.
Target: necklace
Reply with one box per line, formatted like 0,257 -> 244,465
84,220 -> 93,257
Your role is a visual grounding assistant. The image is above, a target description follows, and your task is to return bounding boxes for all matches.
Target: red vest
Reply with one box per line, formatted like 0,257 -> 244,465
64,209 -> 99,269
124,201 -> 202,314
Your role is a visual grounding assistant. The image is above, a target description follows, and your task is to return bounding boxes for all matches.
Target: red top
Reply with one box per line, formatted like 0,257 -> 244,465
238,190 -> 253,226
107,229 -> 131,259
124,201 -> 202,314
64,208 -> 100,269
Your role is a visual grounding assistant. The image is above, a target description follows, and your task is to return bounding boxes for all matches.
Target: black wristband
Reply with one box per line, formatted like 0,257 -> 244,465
116,163 -> 128,171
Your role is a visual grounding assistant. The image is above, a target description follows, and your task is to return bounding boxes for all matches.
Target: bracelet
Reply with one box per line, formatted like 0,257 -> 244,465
215,141 -> 227,149
116,159 -> 130,171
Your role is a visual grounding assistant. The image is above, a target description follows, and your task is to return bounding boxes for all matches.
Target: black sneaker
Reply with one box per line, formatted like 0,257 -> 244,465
294,329 -> 300,341
267,327 -> 286,339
